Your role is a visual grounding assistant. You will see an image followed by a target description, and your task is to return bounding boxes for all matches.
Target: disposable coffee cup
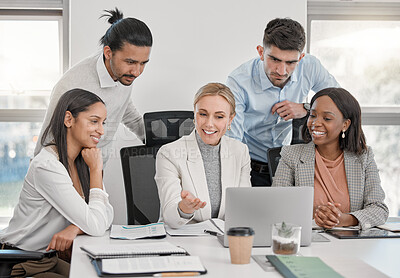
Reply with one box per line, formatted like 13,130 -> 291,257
227,227 -> 255,264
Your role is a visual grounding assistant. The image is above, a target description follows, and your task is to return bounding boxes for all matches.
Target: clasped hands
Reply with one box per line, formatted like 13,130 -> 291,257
178,190 -> 206,214
315,202 -> 357,229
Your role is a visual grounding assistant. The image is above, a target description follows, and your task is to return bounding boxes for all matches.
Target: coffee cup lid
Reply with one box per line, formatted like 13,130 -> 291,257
227,227 -> 255,236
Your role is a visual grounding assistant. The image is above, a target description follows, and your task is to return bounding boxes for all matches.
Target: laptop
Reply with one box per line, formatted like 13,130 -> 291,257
218,187 -> 313,247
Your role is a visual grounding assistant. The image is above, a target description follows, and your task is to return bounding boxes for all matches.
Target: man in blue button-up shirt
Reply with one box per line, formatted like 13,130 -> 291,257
226,18 -> 339,186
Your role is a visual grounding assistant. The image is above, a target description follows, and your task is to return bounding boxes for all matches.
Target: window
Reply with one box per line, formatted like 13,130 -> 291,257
0,122 -> 41,216
0,1 -> 68,226
308,1 -> 400,216
0,18 -> 61,109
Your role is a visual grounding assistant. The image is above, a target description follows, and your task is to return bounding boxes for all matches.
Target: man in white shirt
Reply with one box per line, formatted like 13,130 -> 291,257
35,8 -> 152,164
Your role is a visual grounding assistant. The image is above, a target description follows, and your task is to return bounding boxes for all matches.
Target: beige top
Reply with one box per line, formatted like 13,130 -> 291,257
314,149 -> 350,214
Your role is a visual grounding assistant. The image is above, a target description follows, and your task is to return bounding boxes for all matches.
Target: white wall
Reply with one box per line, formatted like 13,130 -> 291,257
70,0 -> 306,224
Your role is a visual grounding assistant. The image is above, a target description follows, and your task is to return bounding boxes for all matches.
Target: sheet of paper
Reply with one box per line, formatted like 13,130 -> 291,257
327,226 -> 359,231
378,217 -> 400,232
110,222 -> 166,239
101,256 -> 206,274
209,218 -> 225,233
166,219 -> 223,236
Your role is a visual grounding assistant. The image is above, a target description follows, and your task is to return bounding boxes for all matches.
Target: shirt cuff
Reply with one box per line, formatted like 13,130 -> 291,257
177,206 -> 194,219
89,188 -> 109,203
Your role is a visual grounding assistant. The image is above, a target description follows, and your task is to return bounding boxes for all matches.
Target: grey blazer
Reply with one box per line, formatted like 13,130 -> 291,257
272,142 -> 388,229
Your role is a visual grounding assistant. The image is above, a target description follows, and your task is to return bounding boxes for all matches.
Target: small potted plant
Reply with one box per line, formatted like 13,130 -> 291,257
272,222 -> 301,255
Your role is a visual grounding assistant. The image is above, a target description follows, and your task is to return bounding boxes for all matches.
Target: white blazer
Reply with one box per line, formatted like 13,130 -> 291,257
155,131 -> 251,228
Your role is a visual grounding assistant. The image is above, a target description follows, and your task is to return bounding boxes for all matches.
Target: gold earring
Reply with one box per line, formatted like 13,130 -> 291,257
228,125 -> 231,131
342,130 -> 346,139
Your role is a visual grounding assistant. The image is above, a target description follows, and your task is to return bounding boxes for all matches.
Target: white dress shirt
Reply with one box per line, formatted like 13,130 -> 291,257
0,147 -> 114,252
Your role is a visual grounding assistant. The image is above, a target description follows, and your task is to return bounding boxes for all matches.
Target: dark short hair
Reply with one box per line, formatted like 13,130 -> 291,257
42,89 -> 105,202
263,18 -> 305,52
301,87 -> 367,155
100,7 -> 153,51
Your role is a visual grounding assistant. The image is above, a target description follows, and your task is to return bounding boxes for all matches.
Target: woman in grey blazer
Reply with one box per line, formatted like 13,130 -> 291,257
273,88 -> 388,230
155,83 -> 251,229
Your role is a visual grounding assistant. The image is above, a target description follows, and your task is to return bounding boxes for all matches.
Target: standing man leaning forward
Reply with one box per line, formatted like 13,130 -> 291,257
35,8 -> 152,164
226,18 -> 339,186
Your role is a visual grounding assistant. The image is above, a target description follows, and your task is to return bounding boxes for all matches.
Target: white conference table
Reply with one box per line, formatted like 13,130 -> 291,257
70,231 -> 400,278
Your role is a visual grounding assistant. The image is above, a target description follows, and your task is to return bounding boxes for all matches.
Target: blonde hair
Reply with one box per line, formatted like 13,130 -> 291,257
193,83 -> 236,115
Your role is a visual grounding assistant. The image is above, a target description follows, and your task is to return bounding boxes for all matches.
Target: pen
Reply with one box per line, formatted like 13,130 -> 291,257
153,272 -> 200,277
204,229 -> 222,236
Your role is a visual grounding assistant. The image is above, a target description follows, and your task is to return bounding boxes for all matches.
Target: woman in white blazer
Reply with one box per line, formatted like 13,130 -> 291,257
155,83 -> 251,228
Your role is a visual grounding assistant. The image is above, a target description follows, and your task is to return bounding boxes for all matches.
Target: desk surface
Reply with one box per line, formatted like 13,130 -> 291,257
71,232 -> 400,278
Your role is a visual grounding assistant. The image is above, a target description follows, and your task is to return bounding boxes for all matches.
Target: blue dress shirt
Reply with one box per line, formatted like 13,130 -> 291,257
226,54 -> 339,163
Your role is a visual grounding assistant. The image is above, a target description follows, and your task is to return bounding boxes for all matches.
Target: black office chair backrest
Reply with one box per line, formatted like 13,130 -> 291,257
144,111 -> 194,147
120,145 -> 161,225
291,115 -> 307,145
267,147 -> 282,181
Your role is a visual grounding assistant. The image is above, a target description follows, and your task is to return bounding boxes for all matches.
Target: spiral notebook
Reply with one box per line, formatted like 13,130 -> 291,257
81,242 -> 188,259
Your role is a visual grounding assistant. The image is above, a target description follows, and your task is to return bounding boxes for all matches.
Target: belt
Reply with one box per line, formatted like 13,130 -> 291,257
251,160 -> 269,174
1,243 -> 57,258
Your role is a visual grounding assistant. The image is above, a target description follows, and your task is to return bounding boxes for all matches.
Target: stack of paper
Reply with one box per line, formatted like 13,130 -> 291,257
110,222 -> 166,240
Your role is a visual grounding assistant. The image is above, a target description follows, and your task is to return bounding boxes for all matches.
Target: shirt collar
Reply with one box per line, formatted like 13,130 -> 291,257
96,53 -> 119,88
258,58 -> 273,91
258,57 -> 299,91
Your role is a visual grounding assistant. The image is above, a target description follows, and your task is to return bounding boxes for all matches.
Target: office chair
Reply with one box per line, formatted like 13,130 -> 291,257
267,147 -> 282,182
121,110 -> 195,224
144,111 -> 194,147
265,116 -> 307,183
0,250 -> 43,278
120,145 -> 161,225
291,115 -> 307,145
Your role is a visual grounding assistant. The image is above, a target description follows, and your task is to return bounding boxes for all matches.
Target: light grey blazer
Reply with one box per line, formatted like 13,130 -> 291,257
272,142 -> 388,230
155,131 -> 251,229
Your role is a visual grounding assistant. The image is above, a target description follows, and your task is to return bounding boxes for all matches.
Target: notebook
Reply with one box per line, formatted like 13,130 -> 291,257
91,256 -> 207,277
266,255 -> 344,278
218,187 -> 313,247
81,242 -> 187,259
